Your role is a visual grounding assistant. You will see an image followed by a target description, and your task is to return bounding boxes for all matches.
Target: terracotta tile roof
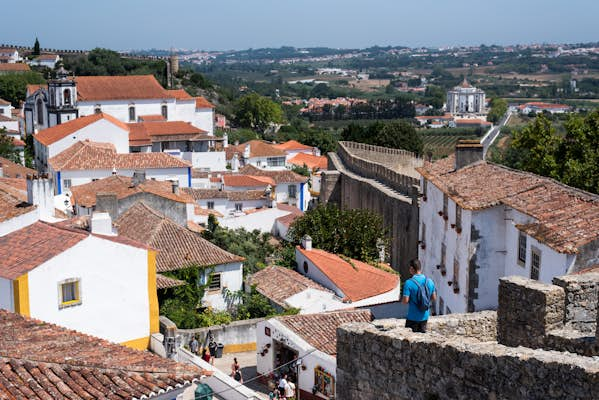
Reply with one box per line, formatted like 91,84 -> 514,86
417,156 -> 599,253
138,114 -> 166,122
0,180 -> 34,223
276,310 -> 372,355
519,102 -> 570,110
195,96 -> 215,109
116,202 -> 244,272
36,54 -> 59,60
223,174 -> 275,187
157,273 -> 187,289
0,98 -> 9,105
250,266 -> 332,308
240,164 -> 308,184
225,140 -> 287,159
0,177 -> 27,194
75,75 -> 173,101
275,204 -> 304,228
182,187 -> 267,201
70,174 -> 192,208
194,205 -> 224,217
273,140 -> 314,152
0,310 -> 203,399
26,83 -> 47,95
129,121 -> 206,146
168,89 -> 193,100
49,140 -> 190,171
0,221 -> 87,279
454,118 -> 492,125
0,63 -> 30,72
288,153 -> 328,170
0,156 -> 35,178
297,247 -> 399,302
35,113 -> 130,146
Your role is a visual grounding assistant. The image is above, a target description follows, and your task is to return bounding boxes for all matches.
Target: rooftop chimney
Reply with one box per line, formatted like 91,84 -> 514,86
131,170 -> 146,187
243,144 -> 251,159
95,192 -> 118,222
231,153 -> 239,172
454,140 -> 484,170
301,234 -> 312,251
26,174 -> 54,220
91,212 -> 115,236
171,179 -> 179,194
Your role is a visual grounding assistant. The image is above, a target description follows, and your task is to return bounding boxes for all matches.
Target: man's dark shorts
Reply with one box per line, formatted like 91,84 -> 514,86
405,319 -> 427,333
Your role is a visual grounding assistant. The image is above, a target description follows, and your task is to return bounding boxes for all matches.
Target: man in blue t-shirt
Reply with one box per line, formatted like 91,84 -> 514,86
402,259 -> 436,333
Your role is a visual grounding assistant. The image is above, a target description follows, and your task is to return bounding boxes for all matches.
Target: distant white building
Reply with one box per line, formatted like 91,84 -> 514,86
518,102 -> 570,114
0,48 -> 19,64
225,140 -> 287,171
24,71 -> 215,135
446,78 -> 486,115
29,54 -> 60,69
416,141 -> 599,315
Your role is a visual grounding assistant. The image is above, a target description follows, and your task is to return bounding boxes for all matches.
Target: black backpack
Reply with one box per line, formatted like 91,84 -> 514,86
411,276 -> 432,311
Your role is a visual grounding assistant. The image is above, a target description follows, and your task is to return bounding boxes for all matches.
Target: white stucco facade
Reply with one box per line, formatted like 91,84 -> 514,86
201,262 -> 244,311
0,208 -> 39,237
218,207 -> 291,233
419,176 -> 581,315
16,235 -> 151,344
257,319 -> 337,398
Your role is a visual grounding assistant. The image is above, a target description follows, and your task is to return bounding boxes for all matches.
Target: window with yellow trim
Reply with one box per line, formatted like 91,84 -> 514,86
58,279 -> 81,308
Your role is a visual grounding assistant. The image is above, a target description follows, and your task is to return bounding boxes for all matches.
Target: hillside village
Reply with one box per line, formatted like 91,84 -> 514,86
0,37 -> 598,400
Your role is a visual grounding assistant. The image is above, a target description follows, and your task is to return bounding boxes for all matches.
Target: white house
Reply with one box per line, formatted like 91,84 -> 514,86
34,112 -> 131,171
256,310 -> 372,399
295,236 -> 401,308
0,98 -> 18,133
29,54 -> 60,69
518,102 -> 571,114
24,72 -> 215,135
0,216 -> 159,350
446,78 -> 486,116
0,48 -> 19,63
226,140 -> 287,170
129,120 -> 226,170
48,140 -> 192,194
416,141 -> 599,315
249,266 -> 348,314
116,202 -> 245,311
273,140 -> 320,158
239,165 -> 310,211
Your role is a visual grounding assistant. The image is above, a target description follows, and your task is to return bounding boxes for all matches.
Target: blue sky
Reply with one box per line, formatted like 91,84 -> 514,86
2,0 -> 598,51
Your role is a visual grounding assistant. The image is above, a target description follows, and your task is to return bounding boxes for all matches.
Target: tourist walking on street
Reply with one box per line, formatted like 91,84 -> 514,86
278,374 -> 288,399
402,259 -> 436,333
189,336 -> 199,355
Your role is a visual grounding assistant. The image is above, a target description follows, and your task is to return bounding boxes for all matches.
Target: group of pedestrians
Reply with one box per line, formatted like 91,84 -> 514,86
270,374 -> 295,399
189,336 -> 216,365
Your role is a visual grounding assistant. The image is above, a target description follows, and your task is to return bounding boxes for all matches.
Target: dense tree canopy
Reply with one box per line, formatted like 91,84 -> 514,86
234,93 -> 284,132
0,129 -> 20,163
0,72 -> 45,106
496,112 -> 599,194
341,120 -> 423,154
487,98 -> 508,124
288,204 -> 388,263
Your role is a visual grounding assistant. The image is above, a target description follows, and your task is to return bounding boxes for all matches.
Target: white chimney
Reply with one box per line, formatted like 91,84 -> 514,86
90,212 -> 115,236
223,132 -> 229,148
243,144 -> 251,159
231,153 -> 239,172
27,174 -> 54,221
301,235 -> 312,251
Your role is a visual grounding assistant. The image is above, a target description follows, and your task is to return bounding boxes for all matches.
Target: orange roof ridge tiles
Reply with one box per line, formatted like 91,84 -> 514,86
70,174 -> 193,208
128,121 -> 207,146
0,180 -> 34,223
156,273 -> 187,289
288,153 -> 328,170
225,140 -> 287,159
417,156 -> 599,253
195,96 -> 215,109
276,309 -> 372,355
0,310 -> 202,399
0,64 -> 30,72
49,140 -> 190,171
223,174 -> 276,187
273,140 -> 314,151
138,114 -> 167,122
250,265 -> 331,308
167,88 -> 193,100
75,75 -> 173,101
35,113 -> 130,146
182,187 -> 267,201
115,202 -> 244,272
297,247 -> 399,302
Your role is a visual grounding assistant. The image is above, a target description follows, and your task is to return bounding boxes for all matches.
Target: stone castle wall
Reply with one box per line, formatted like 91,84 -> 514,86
337,274 -> 599,399
321,142 -> 421,275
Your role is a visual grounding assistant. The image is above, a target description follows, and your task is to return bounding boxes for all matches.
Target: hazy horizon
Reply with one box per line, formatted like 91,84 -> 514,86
2,0 -> 598,52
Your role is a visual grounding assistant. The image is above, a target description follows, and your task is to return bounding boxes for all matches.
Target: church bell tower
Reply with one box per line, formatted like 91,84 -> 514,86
47,66 -> 78,127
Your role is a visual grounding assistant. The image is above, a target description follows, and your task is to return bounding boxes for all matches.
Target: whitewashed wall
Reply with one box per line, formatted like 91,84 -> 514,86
193,108 -> 214,134
78,99 -> 178,123
218,207 -> 289,233
0,208 -> 39,237
27,235 -> 150,344
0,278 -> 13,311
202,262 -> 244,311
182,151 -> 226,170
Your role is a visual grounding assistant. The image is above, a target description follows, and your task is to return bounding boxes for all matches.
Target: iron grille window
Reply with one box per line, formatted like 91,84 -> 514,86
531,248 -> 541,280
518,233 -> 527,265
